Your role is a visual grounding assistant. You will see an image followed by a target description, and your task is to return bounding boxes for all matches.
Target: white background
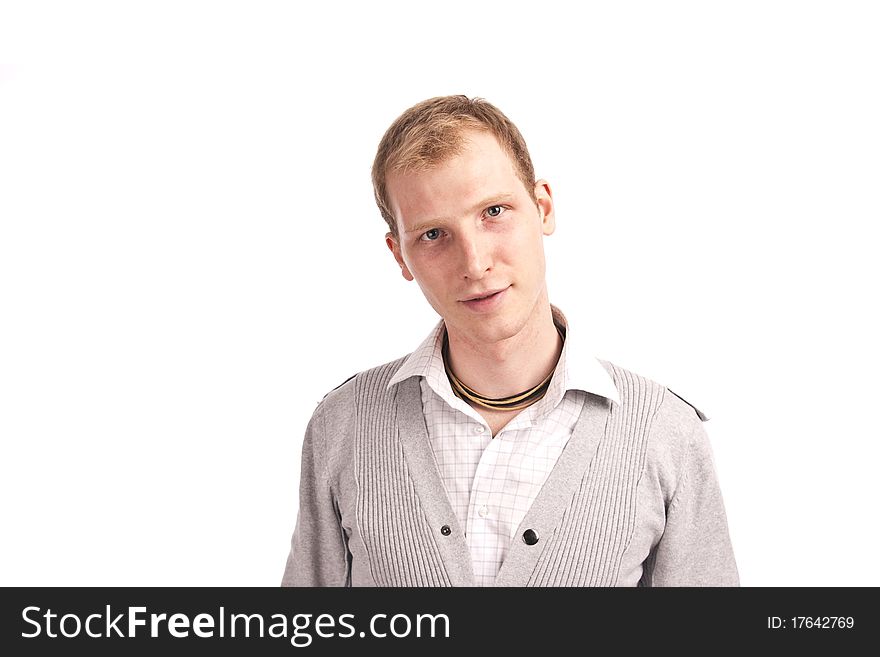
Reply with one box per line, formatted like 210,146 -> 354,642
1,1 -> 877,586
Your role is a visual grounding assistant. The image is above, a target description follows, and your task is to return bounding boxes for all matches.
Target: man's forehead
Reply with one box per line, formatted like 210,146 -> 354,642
388,140 -> 521,221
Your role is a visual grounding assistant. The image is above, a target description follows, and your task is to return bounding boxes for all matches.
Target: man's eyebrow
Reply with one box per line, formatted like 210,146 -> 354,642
404,193 -> 518,234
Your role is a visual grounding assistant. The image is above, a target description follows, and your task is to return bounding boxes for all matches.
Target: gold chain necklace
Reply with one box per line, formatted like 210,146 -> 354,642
442,323 -> 565,412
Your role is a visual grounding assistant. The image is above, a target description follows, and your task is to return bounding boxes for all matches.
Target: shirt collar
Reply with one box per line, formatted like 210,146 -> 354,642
386,319 -> 446,388
387,304 -> 620,406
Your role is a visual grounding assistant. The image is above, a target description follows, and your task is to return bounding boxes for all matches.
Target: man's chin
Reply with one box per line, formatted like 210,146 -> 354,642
446,315 -> 523,346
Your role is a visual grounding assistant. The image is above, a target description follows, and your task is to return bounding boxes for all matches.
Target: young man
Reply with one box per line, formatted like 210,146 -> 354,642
281,96 -> 739,587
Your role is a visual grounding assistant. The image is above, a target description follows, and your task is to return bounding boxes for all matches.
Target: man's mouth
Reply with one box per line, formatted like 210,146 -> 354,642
458,286 -> 511,310
461,287 -> 507,302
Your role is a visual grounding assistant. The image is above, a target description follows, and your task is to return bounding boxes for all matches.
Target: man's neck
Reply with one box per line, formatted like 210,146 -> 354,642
444,300 -> 563,400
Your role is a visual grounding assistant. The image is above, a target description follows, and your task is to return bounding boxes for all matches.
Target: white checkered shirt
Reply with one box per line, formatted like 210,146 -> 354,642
387,306 -> 621,586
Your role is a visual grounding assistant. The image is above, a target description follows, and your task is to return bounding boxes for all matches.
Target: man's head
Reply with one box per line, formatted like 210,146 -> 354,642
373,96 -> 556,347
372,96 -> 537,239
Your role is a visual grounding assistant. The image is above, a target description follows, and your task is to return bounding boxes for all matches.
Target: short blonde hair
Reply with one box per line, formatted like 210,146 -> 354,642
372,95 -> 537,236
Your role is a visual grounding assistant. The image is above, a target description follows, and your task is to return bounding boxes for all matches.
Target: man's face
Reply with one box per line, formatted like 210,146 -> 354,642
385,129 -> 555,346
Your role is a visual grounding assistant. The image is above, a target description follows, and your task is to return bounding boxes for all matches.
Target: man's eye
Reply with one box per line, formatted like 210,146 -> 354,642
421,228 -> 441,241
486,205 -> 505,218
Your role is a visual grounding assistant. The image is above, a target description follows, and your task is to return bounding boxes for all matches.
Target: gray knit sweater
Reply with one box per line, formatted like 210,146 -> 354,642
281,356 -> 739,587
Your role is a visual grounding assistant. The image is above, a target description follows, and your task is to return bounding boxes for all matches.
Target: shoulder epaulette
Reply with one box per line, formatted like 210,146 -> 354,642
667,388 -> 709,422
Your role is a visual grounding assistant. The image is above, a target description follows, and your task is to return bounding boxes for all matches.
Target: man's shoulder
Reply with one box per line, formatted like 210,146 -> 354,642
317,352 -> 412,411
596,358 -> 708,425
596,358 -> 712,486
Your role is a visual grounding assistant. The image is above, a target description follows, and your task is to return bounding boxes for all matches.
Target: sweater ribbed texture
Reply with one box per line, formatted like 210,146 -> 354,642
528,362 -> 664,586
354,362 -> 451,586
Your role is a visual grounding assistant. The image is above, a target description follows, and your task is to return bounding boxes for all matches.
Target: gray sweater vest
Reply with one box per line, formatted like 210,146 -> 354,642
282,356 -> 739,587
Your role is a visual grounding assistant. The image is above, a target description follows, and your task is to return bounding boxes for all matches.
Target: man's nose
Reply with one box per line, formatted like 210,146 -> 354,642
458,228 -> 492,280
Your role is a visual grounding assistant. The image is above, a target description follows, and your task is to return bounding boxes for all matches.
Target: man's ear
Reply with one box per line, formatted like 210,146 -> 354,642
534,179 -> 556,236
385,232 -> 415,281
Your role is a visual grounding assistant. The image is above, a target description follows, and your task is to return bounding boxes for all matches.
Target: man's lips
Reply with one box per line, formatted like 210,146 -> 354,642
459,287 -> 509,302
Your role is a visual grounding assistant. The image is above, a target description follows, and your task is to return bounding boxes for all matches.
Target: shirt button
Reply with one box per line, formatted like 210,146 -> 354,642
474,425 -> 485,434
522,529 -> 539,546
478,505 -> 489,518
440,525 -> 452,536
